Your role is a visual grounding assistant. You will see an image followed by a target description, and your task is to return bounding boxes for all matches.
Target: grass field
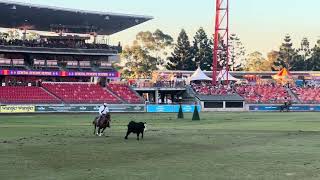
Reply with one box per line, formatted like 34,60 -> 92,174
1,112 -> 320,180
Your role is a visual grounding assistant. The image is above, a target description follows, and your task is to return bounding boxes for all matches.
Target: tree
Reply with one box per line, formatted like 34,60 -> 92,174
244,51 -> 267,71
297,38 -> 312,70
215,35 -> 228,69
266,51 -> 280,71
121,30 -> 173,79
136,29 -> 173,68
166,29 -> 195,70
229,34 -> 246,71
273,35 -> 304,70
121,41 -> 158,78
192,28 -> 213,71
307,40 -> 320,70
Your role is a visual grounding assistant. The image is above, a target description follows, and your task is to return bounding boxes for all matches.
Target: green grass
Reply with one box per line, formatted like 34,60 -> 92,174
1,112 -> 320,180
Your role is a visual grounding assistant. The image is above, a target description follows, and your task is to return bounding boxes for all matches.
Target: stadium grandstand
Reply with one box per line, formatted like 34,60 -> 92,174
1,1 -> 320,113
129,68 -> 320,111
0,1 -> 151,108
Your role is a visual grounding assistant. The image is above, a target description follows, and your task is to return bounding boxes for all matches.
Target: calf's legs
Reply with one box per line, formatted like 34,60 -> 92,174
125,130 -> 131,139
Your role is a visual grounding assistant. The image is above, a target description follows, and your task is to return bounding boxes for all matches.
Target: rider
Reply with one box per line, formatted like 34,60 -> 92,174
97,103 -> 109,126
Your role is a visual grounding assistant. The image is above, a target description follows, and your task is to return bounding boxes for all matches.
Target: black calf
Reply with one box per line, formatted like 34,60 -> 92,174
125,121 -> 147,140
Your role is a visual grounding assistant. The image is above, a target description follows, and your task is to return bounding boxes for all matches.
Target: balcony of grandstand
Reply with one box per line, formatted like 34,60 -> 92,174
0,53 -> 26,70
129,79 -> 187,89
0,37 -> 120,52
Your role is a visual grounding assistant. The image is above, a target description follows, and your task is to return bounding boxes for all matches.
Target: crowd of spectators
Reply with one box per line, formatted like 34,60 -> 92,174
234,84 -> 292,104
191,82 -> 293,104
291,81 -> 320,104
0,38 -> 118,50
191,82 -> 235,95
130,79 -> 186,88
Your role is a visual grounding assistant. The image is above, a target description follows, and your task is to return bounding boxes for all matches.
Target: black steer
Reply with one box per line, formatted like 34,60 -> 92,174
125,121 -> 147,140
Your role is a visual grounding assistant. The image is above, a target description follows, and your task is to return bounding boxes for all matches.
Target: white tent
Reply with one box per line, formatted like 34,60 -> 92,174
217,69 -> 238,82
189,67 -> 212,81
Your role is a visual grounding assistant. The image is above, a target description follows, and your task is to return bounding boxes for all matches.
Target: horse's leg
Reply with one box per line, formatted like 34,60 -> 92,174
137,133 -> 140,141
141,131 -> 144,139
125,130 -> 131,139
97,128 -> 101,136
101,127 -> 107,136
93,124 -> 97,135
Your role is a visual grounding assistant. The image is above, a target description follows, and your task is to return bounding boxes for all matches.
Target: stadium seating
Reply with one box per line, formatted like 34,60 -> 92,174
107,84 -> 143,104
235,85 -> 291,104
42,82 -> 120,104
0,86 -> 61,104
291,87 -> 320,104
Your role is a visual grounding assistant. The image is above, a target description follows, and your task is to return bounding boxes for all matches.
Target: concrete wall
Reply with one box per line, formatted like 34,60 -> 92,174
201,101 -> 246,112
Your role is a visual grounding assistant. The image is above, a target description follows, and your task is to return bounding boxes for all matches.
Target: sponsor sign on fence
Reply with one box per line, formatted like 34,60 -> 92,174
35,105 -> 145,113
0,105 -> 35,113
249,105 -> 320,112
147,105 -> 201,113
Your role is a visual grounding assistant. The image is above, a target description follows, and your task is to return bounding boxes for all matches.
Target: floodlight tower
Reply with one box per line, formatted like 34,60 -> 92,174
212,0 -> 229,85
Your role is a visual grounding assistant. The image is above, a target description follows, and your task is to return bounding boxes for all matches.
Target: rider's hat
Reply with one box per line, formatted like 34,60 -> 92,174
103,103 -> 108,106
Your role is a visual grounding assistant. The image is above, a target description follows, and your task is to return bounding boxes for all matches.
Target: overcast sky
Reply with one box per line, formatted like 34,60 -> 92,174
10,0 -> 320,55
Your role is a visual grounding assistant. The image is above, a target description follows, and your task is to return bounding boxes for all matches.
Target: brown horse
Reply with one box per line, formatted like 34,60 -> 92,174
92,113 -> 111,136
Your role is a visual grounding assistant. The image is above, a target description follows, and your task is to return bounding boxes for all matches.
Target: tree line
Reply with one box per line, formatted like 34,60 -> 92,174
247,35 -> 320,71
120,28 -> 245,78
120,29 -> 320,78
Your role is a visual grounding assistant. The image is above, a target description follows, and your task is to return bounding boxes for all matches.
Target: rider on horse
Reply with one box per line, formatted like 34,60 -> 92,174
97,103 -> 109,126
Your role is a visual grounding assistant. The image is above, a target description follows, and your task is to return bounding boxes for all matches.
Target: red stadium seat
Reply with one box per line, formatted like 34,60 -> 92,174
107,84 -> 143,104
235,85 -> 292,104
291,87 -> 320,104
0,86 -> 61,104
42,82 -> 121,104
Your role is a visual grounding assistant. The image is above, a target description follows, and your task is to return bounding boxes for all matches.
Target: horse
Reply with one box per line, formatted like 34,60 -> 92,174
280,102 -> 292,112
92,113 -> 111,136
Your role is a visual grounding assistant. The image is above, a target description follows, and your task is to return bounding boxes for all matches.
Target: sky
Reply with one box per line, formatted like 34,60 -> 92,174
9,0 -> 320,55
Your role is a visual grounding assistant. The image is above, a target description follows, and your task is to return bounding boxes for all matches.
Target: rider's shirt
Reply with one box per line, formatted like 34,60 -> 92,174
99,106 -> 109,115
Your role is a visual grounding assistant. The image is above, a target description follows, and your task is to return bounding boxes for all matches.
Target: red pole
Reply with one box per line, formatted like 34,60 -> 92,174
226,0 -> 230,85
212,0 -> 230,86
212,0 -> 220,85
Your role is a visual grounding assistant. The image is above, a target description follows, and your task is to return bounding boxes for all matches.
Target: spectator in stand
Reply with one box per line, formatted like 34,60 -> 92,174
0,37 -> 116,50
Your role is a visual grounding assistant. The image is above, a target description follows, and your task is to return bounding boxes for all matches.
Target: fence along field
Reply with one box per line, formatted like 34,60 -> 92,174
1,112 -> 320,180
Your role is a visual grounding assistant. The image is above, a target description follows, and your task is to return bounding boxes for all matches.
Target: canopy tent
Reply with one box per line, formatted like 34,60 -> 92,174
189,67 -> 212,81
217,69 -> 239,82
272,68 -> 293,84
273,68 -> 291,79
